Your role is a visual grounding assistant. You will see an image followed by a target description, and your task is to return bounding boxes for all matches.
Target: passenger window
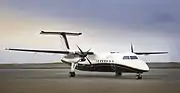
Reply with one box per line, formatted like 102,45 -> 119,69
130,56 -> 138,59
123,56 -> 129,60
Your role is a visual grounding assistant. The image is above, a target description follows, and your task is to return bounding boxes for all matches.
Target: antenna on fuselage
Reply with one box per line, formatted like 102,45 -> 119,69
40,31 -> 82,50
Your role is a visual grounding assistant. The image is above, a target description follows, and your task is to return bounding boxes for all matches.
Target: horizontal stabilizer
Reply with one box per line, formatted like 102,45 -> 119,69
40,31 -> 82,36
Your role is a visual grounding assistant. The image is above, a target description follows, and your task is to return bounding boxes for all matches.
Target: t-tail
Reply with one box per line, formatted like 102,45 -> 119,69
40,31 -> 82,50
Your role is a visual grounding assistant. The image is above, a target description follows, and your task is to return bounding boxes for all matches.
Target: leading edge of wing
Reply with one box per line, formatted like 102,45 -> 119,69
6,48 -> 70,54
134,52 -> 168,55
5,48 -> 94,55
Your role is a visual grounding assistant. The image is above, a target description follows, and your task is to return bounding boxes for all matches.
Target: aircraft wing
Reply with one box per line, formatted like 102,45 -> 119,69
6,48 -> 94,55
6,48 -> 70,54
134,52 -> 168,55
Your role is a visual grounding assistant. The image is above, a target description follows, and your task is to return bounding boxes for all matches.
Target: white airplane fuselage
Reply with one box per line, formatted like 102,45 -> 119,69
61,52 -> 149,73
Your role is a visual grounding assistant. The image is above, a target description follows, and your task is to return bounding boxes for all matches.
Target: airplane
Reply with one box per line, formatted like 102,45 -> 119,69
6,31 -> 168,79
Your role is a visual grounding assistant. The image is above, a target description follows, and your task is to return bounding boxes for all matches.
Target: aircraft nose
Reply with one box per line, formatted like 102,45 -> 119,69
141,61 -> 149,71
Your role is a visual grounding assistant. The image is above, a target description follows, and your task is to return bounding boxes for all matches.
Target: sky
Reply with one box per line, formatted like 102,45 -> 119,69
0,0 -> 180,63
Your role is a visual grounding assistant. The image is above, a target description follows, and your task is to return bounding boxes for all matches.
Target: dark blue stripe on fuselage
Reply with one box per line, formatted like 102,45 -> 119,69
76,63 -> 148,73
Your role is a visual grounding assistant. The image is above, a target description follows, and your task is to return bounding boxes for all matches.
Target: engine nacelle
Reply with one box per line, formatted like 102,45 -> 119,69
61,57 -> 81,63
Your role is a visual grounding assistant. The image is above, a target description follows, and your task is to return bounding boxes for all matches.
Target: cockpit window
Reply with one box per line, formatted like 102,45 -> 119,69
123,56 -> 129,59
130,56 -> 138,59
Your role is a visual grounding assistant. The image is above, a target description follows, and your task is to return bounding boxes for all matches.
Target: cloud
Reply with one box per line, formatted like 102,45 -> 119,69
0,0 -> 180,62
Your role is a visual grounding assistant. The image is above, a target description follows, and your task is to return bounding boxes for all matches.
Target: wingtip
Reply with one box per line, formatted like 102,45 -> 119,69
5,48 -> 9,50
40,31 -> 44,34
162,52 -> 168,54
78,32 -> 82,35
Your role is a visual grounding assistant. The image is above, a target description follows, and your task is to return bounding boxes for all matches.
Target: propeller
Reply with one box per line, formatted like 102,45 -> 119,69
76,45 -> 92,65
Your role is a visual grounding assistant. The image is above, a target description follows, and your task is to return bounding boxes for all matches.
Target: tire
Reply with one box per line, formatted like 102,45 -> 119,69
136,74 -> 142,79
115,71 -> 122,76
69,72 -> 75,77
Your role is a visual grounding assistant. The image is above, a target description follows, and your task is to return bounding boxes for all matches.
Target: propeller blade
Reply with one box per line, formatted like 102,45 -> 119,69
76,45 -> 92,66
76,45 -> 84,54
86,48 -> 91,53
86,57 -> 92,65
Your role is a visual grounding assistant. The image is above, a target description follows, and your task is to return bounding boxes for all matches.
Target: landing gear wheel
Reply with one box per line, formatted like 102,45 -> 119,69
69,72 -> 75,77
136,73 -> 142,79
115,71 -> 122,76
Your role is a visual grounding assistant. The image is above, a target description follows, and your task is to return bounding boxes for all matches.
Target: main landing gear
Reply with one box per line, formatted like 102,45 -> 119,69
69,72 -> 75,77
115,71 -> 122,76
136,73 -> 142,79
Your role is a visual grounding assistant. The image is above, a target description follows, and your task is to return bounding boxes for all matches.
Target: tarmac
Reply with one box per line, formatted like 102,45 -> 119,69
0,68 -> 180,93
